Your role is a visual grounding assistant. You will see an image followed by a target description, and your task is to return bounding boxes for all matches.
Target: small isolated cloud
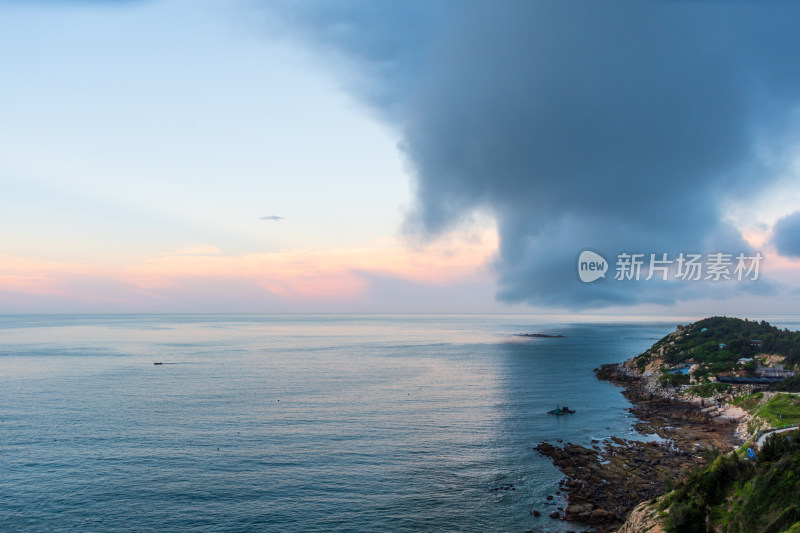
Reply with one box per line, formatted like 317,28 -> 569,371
259,215 -> 284,221
771,211 -> 800,258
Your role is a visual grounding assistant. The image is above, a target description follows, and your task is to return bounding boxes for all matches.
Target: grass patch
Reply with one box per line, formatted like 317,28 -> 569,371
731,391 -> 764,412
783,522 -> 800,533
755,394 -> 800,427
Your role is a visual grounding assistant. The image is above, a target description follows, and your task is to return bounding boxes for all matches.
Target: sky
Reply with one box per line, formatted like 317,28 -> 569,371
1,0 -> 800,316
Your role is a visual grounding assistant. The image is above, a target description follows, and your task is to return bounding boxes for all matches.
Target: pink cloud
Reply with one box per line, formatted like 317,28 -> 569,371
0,232 -> 499,312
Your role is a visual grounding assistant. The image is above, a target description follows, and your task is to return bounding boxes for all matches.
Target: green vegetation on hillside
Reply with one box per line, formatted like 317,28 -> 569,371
682,382 -> 732,398
774,375 -> 800,393
634,319 -> 800,532
661,432 -> 800,533
728,391 -> 800,437
635,317 -> 800,376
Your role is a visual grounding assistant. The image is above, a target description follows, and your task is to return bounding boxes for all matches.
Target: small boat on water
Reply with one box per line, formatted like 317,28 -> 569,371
547,405 -> 575,415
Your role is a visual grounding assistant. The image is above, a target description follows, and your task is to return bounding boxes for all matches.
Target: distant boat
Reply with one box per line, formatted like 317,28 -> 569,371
547,405 -> 575,415
154,362 -> 163,365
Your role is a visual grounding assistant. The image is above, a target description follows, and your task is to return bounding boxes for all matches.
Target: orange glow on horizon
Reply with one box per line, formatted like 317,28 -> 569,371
0,230 -> 499,304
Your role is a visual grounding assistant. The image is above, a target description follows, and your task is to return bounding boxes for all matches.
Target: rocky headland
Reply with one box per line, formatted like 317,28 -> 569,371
527,317 -> 800,532
533,350 -> 747,531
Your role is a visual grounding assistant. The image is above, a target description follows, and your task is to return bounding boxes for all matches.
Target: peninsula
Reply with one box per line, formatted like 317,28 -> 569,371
534,317 -> 800,533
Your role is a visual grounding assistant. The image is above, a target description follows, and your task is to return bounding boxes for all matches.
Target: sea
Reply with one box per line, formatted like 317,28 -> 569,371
0,314 -> 691,532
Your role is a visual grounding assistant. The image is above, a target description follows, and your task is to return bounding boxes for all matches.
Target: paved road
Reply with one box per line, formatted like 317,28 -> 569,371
755,426 -> 799,449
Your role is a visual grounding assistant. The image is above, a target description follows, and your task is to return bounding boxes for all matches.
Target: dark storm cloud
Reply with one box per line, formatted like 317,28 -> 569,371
771,211 -> 800,258
272,0 -> 800,308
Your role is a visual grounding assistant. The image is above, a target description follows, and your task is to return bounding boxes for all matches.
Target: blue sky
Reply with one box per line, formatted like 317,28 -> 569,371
1,0 -> 411,257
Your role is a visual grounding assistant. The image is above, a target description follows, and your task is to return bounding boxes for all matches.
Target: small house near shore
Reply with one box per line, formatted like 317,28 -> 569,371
755,365 -> 795,379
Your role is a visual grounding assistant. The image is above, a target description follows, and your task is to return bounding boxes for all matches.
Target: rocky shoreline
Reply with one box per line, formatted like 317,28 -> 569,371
532,362 -> 744,532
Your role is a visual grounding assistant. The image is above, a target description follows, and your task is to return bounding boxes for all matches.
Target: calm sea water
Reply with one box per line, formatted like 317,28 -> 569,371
0,315 -> 677,532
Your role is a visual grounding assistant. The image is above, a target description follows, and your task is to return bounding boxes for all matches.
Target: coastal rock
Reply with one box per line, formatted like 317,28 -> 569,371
590,508 -> 616,523
536,361 -> 741,532
617,499 -> 665,533
564,503 -> 593,521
